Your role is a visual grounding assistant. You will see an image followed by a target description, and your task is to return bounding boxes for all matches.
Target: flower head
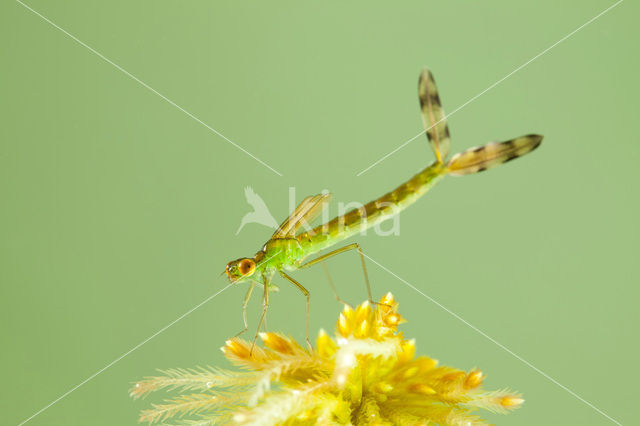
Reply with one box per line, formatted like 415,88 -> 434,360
131,293 -> 523,425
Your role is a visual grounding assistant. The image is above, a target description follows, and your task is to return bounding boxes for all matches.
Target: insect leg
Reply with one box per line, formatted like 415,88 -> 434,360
234,281 -> 255,338
320,260 -> 348,305
279,271 -> 312,351
250,277 -> 270,355
298,243 -> 373,303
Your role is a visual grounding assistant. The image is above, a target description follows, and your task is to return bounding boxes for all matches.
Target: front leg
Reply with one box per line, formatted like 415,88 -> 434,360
233,282 -> 255,338
250,276 -> 270,355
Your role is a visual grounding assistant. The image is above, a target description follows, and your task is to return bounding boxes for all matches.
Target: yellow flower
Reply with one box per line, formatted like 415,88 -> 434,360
131,293 -> 523,425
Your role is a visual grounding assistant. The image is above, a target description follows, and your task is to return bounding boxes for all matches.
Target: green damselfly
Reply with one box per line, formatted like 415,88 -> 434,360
224,68 -> 542,349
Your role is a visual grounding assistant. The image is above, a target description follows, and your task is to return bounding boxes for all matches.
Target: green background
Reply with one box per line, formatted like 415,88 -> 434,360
2,1 -> 637,424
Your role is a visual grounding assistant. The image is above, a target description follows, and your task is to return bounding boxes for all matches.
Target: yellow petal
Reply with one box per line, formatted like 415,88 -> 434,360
342,304 -> 355,321
408,383 -> 437,395
338,312 -> 351,337
355,319 -> 370,338
379,292 -> 395,307
385,313 -> 404,328
403,366 -> 419,379
464,369 -> 484,389
499,396 -> 525,408
316,329 -> 337,358
355,300 -> 372,324
260,332 -> 294,354
397,339 -> 416,363
415,356 -> 438,373
441,371 -> 466,384
222,338 -> 251,360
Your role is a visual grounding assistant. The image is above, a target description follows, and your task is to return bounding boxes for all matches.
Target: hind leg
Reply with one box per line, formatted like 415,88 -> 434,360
298,243 -> 373,303
320,260 -> 349,305
279,271 -> 312,351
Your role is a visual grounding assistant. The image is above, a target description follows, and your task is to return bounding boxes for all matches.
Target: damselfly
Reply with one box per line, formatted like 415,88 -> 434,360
224,68 -> 542,349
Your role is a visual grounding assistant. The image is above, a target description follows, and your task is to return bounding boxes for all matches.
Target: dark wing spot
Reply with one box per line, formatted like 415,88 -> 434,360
504,154 -> 519,163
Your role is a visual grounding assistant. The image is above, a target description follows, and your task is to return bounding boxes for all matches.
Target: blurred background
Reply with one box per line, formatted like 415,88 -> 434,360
2,0 -> 637,424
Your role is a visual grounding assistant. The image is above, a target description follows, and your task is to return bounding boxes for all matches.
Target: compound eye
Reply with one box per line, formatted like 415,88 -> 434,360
238,259 -> 255,276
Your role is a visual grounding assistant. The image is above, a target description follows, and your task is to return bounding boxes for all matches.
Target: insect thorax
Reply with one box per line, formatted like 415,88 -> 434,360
261,238 -> 304,269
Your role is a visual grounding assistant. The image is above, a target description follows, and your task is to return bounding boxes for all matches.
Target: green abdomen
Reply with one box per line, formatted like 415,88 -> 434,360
297,162 -> 446,256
